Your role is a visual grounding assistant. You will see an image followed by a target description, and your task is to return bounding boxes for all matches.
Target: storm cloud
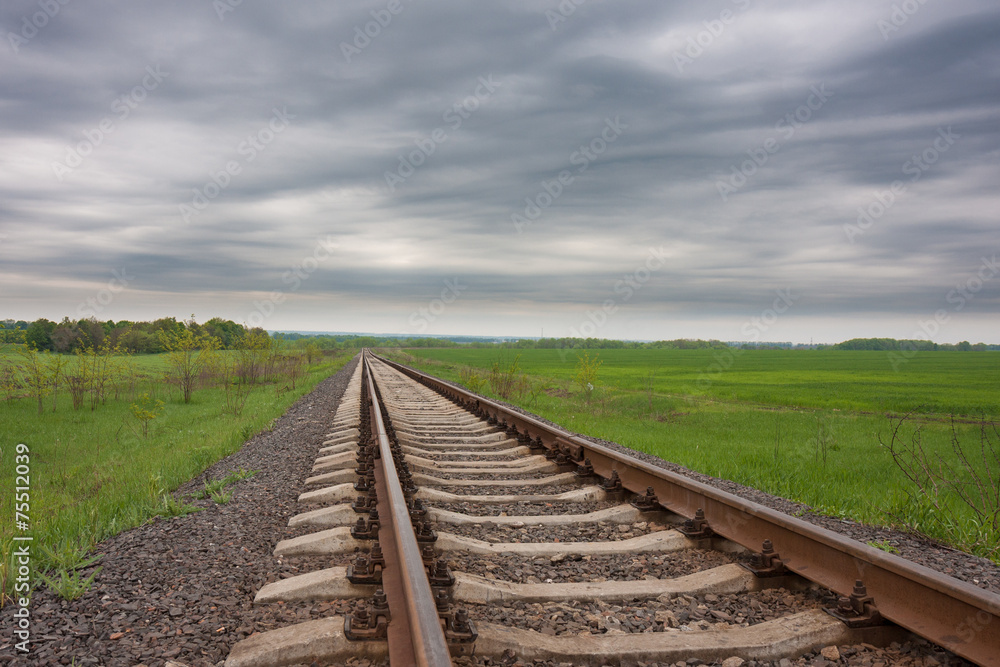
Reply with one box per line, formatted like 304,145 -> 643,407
1,0 -> 997,342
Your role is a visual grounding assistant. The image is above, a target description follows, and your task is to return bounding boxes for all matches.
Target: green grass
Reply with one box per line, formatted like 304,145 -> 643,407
384,347 -> 1000,561
0,350 -> 351,602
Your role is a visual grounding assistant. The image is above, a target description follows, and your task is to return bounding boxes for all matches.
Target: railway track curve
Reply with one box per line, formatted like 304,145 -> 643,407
222,350 -> 999,667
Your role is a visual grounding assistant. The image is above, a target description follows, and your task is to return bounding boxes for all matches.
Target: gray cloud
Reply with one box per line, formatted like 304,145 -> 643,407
1,0 -> 998,343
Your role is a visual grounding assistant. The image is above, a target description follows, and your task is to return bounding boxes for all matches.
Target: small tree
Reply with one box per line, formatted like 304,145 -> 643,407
45,352 -> 69,411
304,341 -> 320,365
129,393 -> 164,438
216,352 -> 253,416
0,359 -> 18,401
66,350 -> 92,410
574,351 -> 602,401
487,352 -> 529,399
159,328 -> 220,403
18,347 -> 50,414
83,340 -> 121,410
234,330 -> 271,385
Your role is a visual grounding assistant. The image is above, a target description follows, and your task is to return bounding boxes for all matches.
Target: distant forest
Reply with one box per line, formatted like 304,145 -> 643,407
2,318 -> 996,353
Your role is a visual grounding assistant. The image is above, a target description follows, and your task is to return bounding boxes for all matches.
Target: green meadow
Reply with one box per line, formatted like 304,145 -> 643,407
384,347 -> 1000,561
0,348 -> 350,601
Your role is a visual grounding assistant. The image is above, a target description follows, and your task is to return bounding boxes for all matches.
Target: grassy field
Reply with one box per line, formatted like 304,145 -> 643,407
383,347 -> 1000,561
1,349 -> 351,601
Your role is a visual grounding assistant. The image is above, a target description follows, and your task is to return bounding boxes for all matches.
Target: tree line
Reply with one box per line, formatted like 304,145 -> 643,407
834,337 -> 997,351
4,318 -> 996,354
1,316 -> 252,354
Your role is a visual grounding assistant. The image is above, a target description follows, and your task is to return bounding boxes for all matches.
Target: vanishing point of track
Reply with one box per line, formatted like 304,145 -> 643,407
222,350 -> 999,667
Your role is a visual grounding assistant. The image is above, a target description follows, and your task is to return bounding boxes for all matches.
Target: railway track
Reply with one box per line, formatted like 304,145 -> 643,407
222,350 -> 999,667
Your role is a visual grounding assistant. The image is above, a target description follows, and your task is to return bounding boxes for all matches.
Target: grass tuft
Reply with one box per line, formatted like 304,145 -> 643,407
152,493 -> 202,518
38,566 -> 102,602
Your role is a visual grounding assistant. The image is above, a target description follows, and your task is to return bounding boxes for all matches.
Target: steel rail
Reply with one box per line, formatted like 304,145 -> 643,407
372,353 -> 1000,667
363,351 -> 454,667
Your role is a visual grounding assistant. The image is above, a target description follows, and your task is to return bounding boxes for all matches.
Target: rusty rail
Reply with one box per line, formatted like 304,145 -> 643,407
363,351 -> 453,667
372,353 -> 1000,667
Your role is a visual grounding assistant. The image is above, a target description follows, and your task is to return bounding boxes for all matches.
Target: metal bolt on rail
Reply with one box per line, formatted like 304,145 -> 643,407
428,558 -> 455,588
553,451 -> 574,468
575,457 -> 596,478
355,457 -> 371,476
435,593 -> 478,647
408,498 -> 426,517
630,485 -> 661,511
344,594 -> 390,641
347,541 -> 386,584
347,553 -> 382,585
352,486 -> 378,514
415,521 -> 438,543
354,474 -> 371,493
420,545 -> 437,567
742,539 -> 789,578
601,469 -> 624,492
827,580 -> 884,628
351,509 -> 380,540
679,507 -> 714,539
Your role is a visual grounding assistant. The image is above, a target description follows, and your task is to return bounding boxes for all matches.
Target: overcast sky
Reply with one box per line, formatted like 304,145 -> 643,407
1,0 -> 997,343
